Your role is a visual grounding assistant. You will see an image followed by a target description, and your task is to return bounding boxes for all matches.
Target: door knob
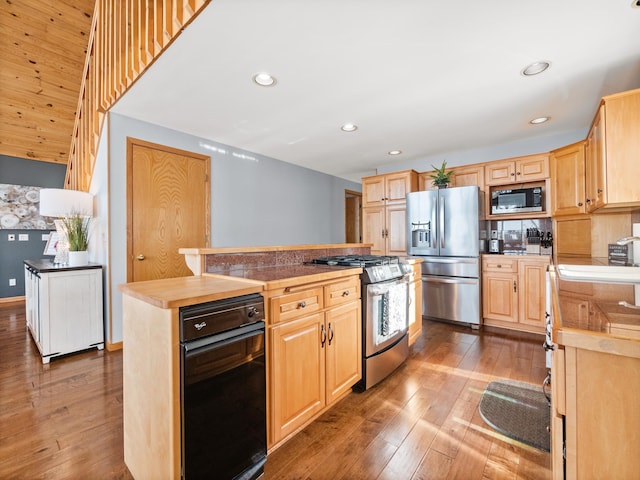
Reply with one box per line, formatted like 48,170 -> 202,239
136,254 -> 145,261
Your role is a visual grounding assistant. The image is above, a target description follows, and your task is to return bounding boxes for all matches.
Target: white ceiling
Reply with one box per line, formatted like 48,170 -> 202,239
111,0 -> 640,183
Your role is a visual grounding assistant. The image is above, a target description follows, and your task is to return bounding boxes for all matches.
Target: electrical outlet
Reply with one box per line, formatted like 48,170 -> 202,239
8,234 -> 15,241
18,234 -> 29,241
9,278 -> 16,287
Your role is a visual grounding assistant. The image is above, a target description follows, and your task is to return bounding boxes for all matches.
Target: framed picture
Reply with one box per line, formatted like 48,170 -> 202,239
44,231 -> 60,256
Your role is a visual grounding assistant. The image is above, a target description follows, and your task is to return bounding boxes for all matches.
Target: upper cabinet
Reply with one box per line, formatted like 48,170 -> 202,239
585,88 -> 640,211
418,163 -> 485,191
550,141 -> 586,217
362,170 -> 417,207
485,153 -> 550,186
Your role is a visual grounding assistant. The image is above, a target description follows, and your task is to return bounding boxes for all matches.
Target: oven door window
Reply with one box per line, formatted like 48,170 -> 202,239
367,279 -> 408,353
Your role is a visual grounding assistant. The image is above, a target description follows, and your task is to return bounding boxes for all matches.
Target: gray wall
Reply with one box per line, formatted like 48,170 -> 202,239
104,113 -> 362,343
0,155 -> 67,297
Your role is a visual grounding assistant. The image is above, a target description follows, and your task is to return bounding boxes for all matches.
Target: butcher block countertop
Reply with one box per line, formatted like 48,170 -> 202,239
118,275 -> 265,309
118,266 -> 363,309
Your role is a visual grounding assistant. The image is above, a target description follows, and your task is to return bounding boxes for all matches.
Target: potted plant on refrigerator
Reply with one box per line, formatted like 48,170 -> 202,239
61,213 -> 91,266
429,160 -> 454,188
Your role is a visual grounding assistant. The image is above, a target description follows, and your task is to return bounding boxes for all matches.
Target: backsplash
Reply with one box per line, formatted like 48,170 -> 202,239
486,218 -> 553,255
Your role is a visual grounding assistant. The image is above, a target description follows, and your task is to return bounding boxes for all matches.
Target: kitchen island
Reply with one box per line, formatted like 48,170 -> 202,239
119,244 -> 366,478
548,258 -> 640,479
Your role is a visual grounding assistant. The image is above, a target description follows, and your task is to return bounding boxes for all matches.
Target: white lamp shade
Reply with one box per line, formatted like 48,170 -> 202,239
39,188 -> 94,217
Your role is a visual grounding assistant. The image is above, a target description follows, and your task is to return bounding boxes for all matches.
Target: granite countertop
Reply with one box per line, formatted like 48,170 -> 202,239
24,258 -> 103,272
549,257 -> 640,346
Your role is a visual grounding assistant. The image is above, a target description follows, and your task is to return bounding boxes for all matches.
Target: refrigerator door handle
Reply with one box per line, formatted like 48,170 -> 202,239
440,195 -> 445,249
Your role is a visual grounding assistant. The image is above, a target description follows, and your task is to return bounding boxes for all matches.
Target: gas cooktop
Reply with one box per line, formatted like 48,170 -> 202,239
309,255 -> 400,267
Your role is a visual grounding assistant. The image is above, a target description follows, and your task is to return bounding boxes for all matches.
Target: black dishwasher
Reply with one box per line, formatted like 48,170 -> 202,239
180,293 -> 266,480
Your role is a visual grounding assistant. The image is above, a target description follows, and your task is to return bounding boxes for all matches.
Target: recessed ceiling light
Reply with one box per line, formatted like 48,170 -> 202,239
253,73 -> 276,87
521,61 -> 550,76
341,123 -> 358,132
632,0 -> 640,8
530,116 -> 550,124
388,150 -> 402,156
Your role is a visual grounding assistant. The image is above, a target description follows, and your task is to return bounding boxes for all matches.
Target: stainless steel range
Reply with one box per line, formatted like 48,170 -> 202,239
309,255 -> 410,391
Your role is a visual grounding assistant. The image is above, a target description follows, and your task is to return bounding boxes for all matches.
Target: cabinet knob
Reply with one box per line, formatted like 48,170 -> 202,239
597,188 -> 603,194
342,290 -> 350,296
586,198 -> 591,204
298,301 -> 306,309
516,171 -> 521,176
136,254 -> 145,261
578,202 -> 583,207
510,172 -> 515,176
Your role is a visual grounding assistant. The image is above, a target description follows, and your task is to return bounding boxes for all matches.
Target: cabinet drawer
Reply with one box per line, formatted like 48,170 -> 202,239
482,257 -> 518,272
270,287 -> 324,324
324,277 -> 360,308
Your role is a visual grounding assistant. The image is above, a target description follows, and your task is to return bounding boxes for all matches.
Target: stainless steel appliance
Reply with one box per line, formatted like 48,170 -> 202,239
489,239 -> 504,254
491,186 -> 543,215
407,185 -> 484,327
308,255 -> 410,390
179,294 -> 266,480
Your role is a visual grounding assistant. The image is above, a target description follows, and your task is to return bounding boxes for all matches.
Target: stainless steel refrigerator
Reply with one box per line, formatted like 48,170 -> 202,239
406,185 -> 484,327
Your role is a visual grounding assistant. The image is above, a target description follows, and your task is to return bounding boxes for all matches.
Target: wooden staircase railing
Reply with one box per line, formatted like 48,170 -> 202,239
66,0 -> 211,190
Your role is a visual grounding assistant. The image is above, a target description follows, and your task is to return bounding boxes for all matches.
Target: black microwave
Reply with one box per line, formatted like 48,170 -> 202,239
491,187 -> 543,215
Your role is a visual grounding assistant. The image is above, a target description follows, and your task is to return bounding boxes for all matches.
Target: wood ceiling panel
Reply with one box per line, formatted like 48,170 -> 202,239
0,0 -> 94,165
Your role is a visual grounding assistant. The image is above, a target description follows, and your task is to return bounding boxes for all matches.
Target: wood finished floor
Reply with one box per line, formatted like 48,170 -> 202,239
0,301 -> 550,479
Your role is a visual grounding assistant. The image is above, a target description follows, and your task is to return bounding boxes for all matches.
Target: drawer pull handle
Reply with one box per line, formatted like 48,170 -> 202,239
328,323 -> 334,345
320,324 -> 327,347
194,322 -> 206,331
298,301 -> 306,309
497,264 -> 502,268
342,290 -> 350,296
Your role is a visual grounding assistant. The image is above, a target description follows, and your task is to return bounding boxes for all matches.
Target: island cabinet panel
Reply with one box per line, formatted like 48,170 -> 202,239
407,262 -> 423,346
266,274 -> 362,448
270,313 -> 325,442
325,301 -> 362,405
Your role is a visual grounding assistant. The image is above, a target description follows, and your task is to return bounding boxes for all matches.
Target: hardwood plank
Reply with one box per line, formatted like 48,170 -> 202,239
0,303 -> 550,479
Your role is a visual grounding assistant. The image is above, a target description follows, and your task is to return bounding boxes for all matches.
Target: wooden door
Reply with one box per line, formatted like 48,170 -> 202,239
518,259 -> 547,330
482,272 -> 518,323
551,142 -> 586,216
270,313 -> 325,444
485,160 -> 515,185
362,176 -> 385,207
127,138 -> 210,282
385,171 -> 412,203
362,206 -> 385,255
516,153 -> 549,182
385,204 -> 408,256
344,190 -> 362,243
451,164 -> 484,187
586,105 -> 606,211
325,301 -> 361,404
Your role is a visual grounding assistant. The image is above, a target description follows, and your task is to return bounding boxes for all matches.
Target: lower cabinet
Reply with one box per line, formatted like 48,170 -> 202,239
267,275 -> 362,448
407,262 -> 423,346
24,261 -> 104,363
482,255 -> 549,334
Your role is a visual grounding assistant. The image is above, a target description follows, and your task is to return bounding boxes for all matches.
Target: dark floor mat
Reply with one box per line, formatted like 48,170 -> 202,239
478,379 -> 550,452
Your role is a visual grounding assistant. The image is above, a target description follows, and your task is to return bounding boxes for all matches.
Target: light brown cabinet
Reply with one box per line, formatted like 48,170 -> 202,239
267,275 -> 361,447
482,255 -> 549,334
585,88 -> 640,211
362,170 -> 417,256
362,170 -> 417,207
550,141 -> 586,217
417,163 -> 485,191
406,261 -> 423,346
485,153 -> 549,186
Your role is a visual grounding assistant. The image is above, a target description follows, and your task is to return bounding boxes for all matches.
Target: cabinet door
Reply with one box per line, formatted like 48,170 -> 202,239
516,153 -> 549,182
270,313 -> 325,443
362,206 -> 385,256
551,142 -> 586,216
385,171 -> 414,203
485,160 -> 515,185
585,105 -> 606,211
385,204 -> 408,256
362,176 -> 386,207
408,278 -> 422,346
451,165 -> 484,188
518,259 -> 547,329
483,272 -> 518,323
603,90 -> 640,206
325,302 -> 361,404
